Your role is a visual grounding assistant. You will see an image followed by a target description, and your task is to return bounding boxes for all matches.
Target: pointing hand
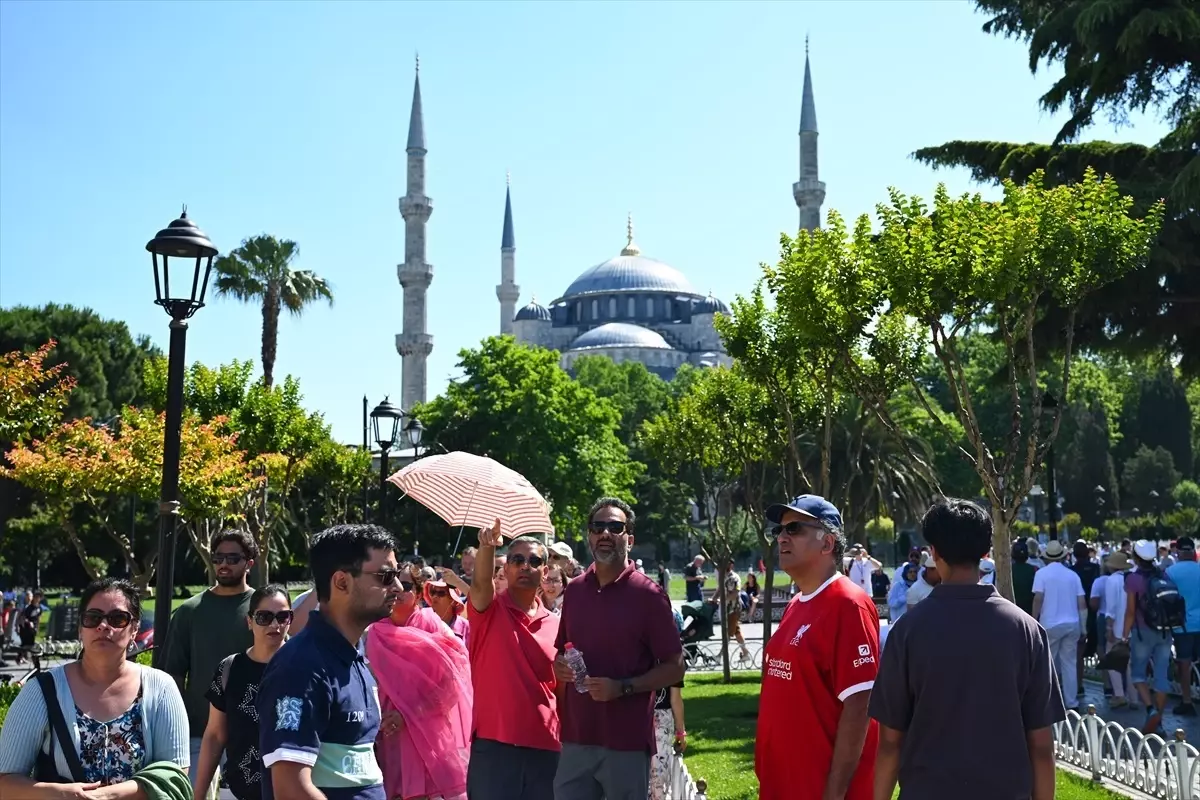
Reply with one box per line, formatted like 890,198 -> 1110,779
479,519 -> 503,548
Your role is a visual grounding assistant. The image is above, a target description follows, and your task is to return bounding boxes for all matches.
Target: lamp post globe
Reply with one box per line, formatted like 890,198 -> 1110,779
405,417 -> 425,450
146,207 -> 218,671
371,397 -> 405,527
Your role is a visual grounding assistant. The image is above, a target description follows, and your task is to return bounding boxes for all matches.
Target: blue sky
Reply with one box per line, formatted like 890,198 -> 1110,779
0,0 -> 1170,446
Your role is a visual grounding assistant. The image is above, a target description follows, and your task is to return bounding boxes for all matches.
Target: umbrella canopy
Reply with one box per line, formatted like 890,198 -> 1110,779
387,451 -> 554,537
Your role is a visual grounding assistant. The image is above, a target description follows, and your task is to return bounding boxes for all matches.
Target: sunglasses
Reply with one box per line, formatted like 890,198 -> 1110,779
81,609 -> 134,630
211,553 -> 246,565
252,610 -> 294,626
588,521 -> 627,535
428,587 -> 449,598
362,568 -> 404,586
508,553 -> 546,568
399,581 -> 414,593
770,521 -> 823,537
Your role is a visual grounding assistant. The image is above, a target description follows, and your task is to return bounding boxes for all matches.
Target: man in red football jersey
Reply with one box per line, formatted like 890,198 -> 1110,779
755,495 -> 880,800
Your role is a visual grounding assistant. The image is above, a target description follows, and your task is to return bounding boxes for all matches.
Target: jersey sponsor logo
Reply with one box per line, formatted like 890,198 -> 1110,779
788,623 -> 811,646
853,645 -> 876,669
766,656 -> 793,681
341,749 -> 375,777
275,696 -> 303,731
857,644 -> 870,657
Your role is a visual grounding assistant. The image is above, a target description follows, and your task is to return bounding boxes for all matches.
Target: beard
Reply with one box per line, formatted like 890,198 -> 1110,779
591,540 -> 627,566
215,571 -> 244,588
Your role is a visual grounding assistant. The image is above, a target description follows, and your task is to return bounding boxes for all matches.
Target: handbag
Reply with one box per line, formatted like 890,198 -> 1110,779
32,672 -> 86,784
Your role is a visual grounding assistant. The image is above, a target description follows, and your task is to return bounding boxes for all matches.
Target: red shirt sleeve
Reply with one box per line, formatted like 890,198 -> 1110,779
832,596 -> 881,702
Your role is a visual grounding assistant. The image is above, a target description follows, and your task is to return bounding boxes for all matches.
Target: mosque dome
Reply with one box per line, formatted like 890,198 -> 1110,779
514,297 -> 551,322
567,322 -> 673,352
556,216 -> 700,301
694,292 -> 729,315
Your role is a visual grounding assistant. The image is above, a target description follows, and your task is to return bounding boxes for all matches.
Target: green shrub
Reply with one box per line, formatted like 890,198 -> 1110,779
0,681 -> 21,729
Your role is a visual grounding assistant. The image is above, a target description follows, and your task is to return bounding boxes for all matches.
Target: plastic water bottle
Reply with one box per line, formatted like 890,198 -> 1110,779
563,642 -> 590,693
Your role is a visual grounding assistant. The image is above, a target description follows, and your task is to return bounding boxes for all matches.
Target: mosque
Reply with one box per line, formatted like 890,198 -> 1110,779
394,50 -> 825,406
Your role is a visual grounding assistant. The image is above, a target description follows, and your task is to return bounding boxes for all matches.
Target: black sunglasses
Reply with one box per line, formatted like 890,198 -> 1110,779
399,580 -> 414,592
770,521 -> 823,537
362,568 -> 404,586
508,553 -> 546,568
588,520 -> 627,535
253,610 -> 294,626
211,553 -> 247,565
82,609 -> 134,630
428,587 -> 450,598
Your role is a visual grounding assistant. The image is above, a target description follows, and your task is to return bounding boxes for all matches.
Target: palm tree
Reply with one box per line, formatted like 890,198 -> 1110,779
213,235 -> 333,388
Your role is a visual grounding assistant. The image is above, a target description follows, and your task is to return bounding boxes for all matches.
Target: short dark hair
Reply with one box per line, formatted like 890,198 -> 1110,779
80,577 -> 142,622
824,520 -> 847,567
310,524 -> 397,603
921,499 -> 991,567
211,529 -> 259,561
250,584 -> 291,613
588,497 -> 635,533
508,536 -> 548,560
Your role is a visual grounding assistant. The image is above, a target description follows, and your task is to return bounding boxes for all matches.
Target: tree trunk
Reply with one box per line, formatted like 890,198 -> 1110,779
184,519 -> 218,585
260,291 -> 281,389
62,520 -> 104,582
991,504 -> 1015,603
761,546 -> 777,642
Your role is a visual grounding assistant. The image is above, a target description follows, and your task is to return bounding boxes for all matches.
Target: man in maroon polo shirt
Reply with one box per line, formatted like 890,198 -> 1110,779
467,520 -> 561,800
553,497 -> 685,799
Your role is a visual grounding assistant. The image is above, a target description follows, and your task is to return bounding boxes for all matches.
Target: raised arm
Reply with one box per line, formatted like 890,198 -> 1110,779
469,519 -> 503,613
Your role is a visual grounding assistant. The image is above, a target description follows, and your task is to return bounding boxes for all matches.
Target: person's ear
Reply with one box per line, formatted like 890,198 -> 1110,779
333,570 -> 351,596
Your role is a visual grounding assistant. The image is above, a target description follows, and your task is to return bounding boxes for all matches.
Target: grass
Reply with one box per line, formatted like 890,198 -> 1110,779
666,572 -> 793,602
682,673 -> 1130,800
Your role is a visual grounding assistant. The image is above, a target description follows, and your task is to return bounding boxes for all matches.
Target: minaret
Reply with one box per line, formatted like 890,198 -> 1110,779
396,55 -> 433,410
496,173 -> 519,335
793,37 -> 826,232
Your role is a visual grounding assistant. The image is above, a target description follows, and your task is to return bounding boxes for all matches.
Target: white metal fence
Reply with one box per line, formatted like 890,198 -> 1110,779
660,747 -> 708,800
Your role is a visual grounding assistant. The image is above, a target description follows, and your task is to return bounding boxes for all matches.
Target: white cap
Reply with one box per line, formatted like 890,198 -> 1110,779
549,542 -> 573,558
1134,539 -> 1157,561
636,558 -> 644,566
980,559 -> 995,573
921,552 -> 936,569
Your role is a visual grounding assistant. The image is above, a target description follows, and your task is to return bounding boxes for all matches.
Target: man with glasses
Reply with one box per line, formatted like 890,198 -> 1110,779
553,498 -> 685,800
259,524 -> 403,800
163,529 -> 258,800
755,495 -> 879,800
466,519 -> 561,800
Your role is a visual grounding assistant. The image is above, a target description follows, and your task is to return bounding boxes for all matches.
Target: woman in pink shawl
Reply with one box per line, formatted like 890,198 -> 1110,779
368,604 -> 473,800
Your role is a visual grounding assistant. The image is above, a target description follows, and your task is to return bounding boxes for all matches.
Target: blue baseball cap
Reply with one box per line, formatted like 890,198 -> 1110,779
765,494 -> 843,528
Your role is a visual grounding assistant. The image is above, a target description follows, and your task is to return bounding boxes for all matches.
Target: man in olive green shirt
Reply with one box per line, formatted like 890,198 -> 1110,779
163,530 -> 257,800
1012,538 -> 1039,616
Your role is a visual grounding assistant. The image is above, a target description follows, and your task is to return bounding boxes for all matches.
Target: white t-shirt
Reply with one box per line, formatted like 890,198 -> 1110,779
1090,574 -> 1109,617
907,575 -> 935,608
847,559 -> 874,595
1104,571 -> 1129,639
1032,561 -> 1085,630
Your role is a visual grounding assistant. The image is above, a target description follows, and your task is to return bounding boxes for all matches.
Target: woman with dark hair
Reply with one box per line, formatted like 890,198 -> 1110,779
193,585 -> 292,800
0,577 -> 190,795
742,572 -> 760,621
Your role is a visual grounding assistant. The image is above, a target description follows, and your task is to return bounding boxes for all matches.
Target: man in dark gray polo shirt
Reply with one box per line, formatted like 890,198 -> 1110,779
869,498 -> 1065,800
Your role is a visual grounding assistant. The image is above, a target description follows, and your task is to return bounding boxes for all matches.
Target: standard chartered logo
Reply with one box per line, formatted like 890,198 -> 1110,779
341,750 -> 374,776
766,656 -> 793,681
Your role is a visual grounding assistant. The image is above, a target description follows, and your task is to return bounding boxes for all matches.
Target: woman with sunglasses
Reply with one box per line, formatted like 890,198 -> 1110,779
193,585 -> 292,800
424,577 -> 470,646
0,578 -> 190,795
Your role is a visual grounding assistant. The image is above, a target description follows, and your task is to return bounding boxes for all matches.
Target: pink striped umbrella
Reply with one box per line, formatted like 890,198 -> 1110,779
387,451 -> 554,538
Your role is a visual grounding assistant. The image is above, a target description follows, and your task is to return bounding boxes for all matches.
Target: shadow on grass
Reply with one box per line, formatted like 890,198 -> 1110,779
681,673 -> 760,800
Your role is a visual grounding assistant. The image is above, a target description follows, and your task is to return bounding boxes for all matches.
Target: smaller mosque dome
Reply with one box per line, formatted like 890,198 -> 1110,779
568,322 -> 673,352
514,297 -> 551,323
694,292 -> 729,315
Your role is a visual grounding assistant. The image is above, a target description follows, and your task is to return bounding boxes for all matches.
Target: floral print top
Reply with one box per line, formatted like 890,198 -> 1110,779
76,688 -> 147,786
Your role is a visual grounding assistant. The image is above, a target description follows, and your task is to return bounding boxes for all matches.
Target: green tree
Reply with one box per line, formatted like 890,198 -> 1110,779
213,235 -> 333,389
1121,445 -> 1182,510
772,170 -> 1161,601
1130,366 -> 1194,477
414,337 -> 639,539
1174,479 -> 1200,509
0,341 -> 76,446
1057,399 -> 1120,527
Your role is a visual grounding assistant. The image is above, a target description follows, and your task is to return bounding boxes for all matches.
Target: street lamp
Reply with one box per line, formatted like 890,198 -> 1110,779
405,417 -> 425,451
371,397 -> 405,527
1093,484 -> 1107,532
1042,392 -> 1060,541
146,207 -> 218,671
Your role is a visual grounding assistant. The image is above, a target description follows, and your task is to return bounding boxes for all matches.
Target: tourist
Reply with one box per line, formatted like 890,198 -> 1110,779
648,677 -> 686,800
424,576 -> 470,645
163,529 -> 257,800
288,586 -> 319,635
722,566 -> 752,663
905,552 -> 939,611
683,555 -> 706,602
0,578 -> 190,793
1088,558 -> 1113,697
888,563 -> 918,624
1031,539 -> 1086,711
460,545 -> 478,582
742,571 -> 760,621
656,562 -> 671,594
466,521 -> 561,800
870,499 -> 1064,800
553,498 -> 685,799
847,545 -> 881,596
257,524 -> 403,800
1119,539 -> 1176,734
541,564 -> 566,614
1011,539 -> 1039,615
1026,538 -> 1046,568
15,589 -> 42,664
1071,539 -> 1102,704
1102,550 -> 1136,708
755,494 -> 879,800
1166,536 -> 1200,715
193,584 -> 294,800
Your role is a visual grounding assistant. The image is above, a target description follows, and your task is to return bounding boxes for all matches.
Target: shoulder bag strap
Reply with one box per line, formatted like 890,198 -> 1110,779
36,672 -> 87,783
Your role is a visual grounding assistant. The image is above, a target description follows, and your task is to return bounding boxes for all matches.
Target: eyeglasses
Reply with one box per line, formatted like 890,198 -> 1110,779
81,609 -> 134,630
361,568 -> 404,586
428,587 -> 449,598
252,610 -> 294,626
509,553 -> 546,568
770,521 -> 823,537
211,553 -> 247,565
399,581 -> 414,593
588,520 -> 627,535
542,578 -> 563,586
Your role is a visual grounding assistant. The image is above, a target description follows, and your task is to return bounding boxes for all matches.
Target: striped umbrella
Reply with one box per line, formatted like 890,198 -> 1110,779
387,451 -> 554,538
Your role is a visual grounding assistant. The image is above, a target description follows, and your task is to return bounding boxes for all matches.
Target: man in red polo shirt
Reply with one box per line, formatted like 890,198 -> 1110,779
467,519 -> 560,800
552,497 -> 685,800
756,494 -> 880,800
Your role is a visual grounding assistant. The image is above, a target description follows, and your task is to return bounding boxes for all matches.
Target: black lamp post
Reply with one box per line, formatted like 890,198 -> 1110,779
371,397 -> 404,527
1094,484 -> 1106,531
146,208 -> 218,670
1043,392 -> 1060,541
404,418 -> 425,551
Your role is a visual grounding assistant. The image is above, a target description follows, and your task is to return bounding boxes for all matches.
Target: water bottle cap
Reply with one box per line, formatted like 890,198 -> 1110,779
565,642 -> 574,649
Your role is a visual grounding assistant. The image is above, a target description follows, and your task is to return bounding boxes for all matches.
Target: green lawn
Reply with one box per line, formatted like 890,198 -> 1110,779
666,572 -> 792,602
682,673 -> 1129,800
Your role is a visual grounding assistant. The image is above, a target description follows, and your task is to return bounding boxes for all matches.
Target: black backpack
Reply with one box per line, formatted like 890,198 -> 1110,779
1139,568 -> 1187,633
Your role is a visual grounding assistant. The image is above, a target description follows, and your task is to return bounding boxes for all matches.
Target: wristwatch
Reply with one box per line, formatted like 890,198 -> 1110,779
620,679 -> 634,697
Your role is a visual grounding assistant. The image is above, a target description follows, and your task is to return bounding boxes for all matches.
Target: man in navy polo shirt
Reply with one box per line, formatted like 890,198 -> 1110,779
258,524 -> 403,800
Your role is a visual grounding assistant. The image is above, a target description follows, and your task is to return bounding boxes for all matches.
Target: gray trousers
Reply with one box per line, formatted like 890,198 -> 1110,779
467,737 -> 559,800
554,742 -> 651,800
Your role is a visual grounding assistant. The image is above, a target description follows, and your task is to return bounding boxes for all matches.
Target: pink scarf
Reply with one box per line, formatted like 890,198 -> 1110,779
367,609 -> 472,800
